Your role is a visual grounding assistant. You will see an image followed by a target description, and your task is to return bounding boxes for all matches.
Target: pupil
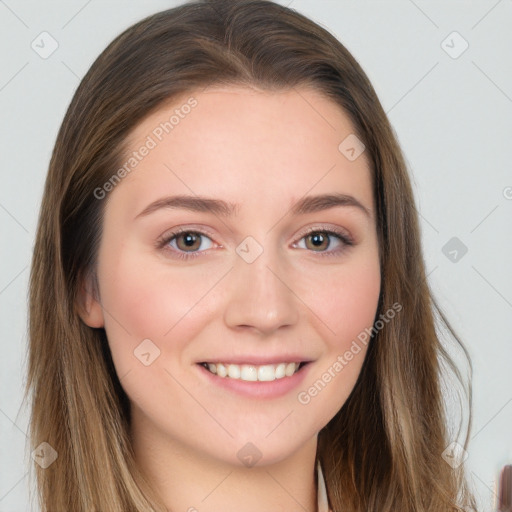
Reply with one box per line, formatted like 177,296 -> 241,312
308,232 -> 329,251
184,233 -> 196,246
312,233 -> 324,246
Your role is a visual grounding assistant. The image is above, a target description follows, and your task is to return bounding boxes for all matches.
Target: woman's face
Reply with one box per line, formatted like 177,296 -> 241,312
81,85 -> 381,467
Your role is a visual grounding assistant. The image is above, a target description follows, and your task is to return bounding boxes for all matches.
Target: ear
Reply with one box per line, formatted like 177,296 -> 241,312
77,271 -> 105,328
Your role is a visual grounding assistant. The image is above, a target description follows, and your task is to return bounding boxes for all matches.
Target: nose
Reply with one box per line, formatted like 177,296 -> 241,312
223,241 -> 299,336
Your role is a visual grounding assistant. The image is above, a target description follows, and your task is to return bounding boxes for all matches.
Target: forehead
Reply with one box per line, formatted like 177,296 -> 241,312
114,85 -> 373,217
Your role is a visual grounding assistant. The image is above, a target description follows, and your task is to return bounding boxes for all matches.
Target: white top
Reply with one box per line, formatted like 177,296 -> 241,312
317,461 -> 331,512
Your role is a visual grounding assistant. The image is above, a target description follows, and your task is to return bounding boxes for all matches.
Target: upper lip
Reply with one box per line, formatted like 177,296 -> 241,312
197,356 -> 312,366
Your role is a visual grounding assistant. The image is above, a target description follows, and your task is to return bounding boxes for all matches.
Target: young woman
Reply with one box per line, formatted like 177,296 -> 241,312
26,0 -> 477,510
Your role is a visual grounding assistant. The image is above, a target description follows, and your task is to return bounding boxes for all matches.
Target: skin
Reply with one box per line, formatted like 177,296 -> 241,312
80,85 -> 381,512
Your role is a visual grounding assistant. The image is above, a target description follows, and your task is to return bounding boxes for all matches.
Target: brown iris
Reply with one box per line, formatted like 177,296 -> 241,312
175,232 -> 202,252
305,231 -> 330,251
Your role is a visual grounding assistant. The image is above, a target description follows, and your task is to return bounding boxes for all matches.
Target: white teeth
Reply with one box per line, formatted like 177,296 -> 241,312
241,365 -> 258,381
275,363 -> 286,379
227,364 -> 240,379
258,365 -> 275,382
285,362 -> 296,377
202,362 -> 302,381
216,363 -> 227,377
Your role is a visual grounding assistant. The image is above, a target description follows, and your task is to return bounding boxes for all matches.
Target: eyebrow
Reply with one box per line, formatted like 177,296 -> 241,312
134,192 -> 371,220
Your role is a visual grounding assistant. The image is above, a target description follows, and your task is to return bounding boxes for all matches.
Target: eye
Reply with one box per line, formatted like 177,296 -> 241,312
157,226 -> 354,261
294,227 -> 353,256
158,229 -> 215,260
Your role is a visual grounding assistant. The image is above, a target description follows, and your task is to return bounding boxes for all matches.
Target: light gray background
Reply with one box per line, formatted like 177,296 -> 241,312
1,1 -> 511,511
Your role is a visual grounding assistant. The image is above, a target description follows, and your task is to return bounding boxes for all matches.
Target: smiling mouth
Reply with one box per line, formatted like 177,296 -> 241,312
199,361 -> 309,382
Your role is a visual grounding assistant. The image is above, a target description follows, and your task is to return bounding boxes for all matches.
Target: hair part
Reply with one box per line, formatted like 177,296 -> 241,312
27,0 -> 476,510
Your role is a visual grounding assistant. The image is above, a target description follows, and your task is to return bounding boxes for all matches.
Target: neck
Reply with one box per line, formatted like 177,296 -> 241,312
131,412 -> 319,512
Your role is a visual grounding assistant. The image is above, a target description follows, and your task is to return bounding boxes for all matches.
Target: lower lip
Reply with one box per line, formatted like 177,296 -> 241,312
196,363 -> 312,399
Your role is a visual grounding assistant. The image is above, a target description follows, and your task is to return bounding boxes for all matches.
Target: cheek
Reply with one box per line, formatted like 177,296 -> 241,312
294,255 -> 380,424
301,255 -> 381,350
96,248 -> 218,374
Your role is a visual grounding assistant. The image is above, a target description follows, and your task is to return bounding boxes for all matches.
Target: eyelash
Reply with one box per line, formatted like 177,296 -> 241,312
156,226 -> 354,261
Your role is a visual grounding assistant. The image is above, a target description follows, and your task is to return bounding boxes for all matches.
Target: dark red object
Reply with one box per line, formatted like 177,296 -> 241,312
498,465 -> 512,512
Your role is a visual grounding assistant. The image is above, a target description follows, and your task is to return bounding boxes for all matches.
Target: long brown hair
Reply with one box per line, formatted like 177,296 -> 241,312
26,0 -> 477,510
